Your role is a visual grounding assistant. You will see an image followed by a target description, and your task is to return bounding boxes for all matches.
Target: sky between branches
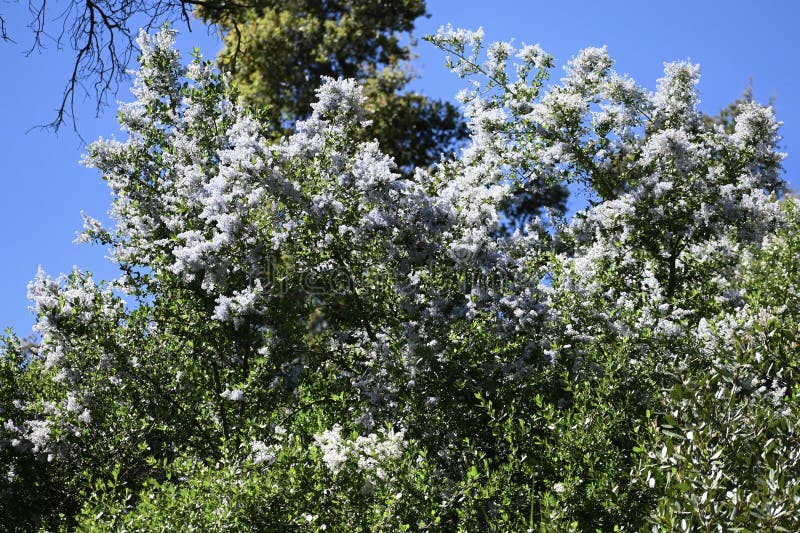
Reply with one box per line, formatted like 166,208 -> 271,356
1,0 -> 798,334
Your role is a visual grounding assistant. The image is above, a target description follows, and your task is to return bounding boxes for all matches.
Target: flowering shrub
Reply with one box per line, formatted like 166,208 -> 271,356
1,26 -> 796,530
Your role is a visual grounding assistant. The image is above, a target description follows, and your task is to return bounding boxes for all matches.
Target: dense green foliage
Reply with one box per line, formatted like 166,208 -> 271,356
1,26 -> 797,532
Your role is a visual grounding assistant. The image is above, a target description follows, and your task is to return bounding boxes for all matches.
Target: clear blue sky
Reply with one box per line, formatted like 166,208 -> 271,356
1,0 -> 798,335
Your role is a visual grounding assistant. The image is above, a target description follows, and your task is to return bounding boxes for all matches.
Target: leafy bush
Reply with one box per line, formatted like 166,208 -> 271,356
1,26 -> 795,531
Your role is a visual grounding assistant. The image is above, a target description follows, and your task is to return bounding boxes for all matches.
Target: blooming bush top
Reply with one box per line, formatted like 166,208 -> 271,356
2,27 -> 797,531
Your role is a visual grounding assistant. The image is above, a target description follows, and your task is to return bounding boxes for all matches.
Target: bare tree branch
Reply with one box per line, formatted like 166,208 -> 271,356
0,14 -> 10,41
5,0 -> 260,134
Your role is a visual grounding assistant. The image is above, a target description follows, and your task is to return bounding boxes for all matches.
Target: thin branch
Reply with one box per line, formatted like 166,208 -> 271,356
0,13 -> 12,41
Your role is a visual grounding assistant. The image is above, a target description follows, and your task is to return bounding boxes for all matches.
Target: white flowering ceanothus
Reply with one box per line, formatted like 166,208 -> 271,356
6,27 -> 797,531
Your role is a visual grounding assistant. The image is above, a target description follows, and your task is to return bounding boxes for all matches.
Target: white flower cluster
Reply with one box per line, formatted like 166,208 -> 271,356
313,424 -> 406,481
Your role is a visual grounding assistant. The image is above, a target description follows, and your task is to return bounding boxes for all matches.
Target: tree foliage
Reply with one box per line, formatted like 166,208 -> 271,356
1,27 -> 797,531
197,0 -> 469,174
